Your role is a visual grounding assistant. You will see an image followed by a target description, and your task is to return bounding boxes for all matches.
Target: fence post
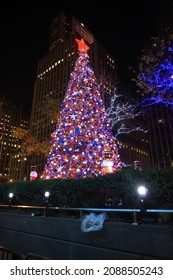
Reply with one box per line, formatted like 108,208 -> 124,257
132,211 -> 138,225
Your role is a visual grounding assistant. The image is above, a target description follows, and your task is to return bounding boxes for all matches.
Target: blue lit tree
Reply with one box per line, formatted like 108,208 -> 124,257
135,37 -> 173,107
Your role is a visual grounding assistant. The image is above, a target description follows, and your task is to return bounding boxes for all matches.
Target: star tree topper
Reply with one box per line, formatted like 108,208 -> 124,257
75,38 -> 89,52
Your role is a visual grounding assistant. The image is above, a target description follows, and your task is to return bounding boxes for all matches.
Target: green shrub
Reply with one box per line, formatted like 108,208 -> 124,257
0,168 -> 172,209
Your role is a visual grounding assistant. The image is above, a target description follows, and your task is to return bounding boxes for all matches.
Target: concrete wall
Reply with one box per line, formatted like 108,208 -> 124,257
0,212 -> 172,259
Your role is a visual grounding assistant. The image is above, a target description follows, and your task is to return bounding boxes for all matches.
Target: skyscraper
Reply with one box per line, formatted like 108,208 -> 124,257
142,2 -> 173,168
0,96 -> 29,182
145,103 -> 173,168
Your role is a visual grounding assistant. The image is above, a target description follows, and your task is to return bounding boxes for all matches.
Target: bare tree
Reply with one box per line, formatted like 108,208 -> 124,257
106,90 -> 147,138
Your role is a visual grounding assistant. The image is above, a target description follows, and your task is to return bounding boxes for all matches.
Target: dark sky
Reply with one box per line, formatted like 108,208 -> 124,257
0,0 -> 165,115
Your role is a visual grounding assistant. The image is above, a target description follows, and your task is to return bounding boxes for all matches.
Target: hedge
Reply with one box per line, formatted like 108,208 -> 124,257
0,168 -> 173,209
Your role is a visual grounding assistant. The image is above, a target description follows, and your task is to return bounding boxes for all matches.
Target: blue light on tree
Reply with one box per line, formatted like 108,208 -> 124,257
136,41 -> 173,107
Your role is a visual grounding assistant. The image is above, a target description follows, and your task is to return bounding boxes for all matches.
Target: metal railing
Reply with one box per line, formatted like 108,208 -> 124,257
0,204 -> 173,224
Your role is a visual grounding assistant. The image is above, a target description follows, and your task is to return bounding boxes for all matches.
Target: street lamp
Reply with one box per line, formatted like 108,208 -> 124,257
8,192 -> 14,208
44,191 -> 50,217
44,191 -> 50,207
137,185 -> 147,209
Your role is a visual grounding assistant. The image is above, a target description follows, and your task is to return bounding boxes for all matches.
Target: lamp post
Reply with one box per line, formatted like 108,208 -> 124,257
44,191 -> 50,206
44,191 -> 50,216
137,185 -> 147,210
8,192 -> 14,208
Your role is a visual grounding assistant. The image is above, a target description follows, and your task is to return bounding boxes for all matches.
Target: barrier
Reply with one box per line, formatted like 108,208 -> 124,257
0,204 -> 173,224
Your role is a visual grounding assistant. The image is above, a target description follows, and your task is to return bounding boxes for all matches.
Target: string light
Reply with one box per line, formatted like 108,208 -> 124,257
138,44 -> 173,107
42,38 -> 122,179
106,93 -> 147,137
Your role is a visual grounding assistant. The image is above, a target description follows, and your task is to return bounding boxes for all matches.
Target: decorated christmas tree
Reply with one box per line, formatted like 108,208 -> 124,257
42,38 -> 122,179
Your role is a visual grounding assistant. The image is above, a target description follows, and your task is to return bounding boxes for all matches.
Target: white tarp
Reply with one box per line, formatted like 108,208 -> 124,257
81,212 -> 107,232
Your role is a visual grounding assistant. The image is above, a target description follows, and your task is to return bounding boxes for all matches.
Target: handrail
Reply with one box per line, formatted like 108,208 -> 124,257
49,207 -> 141,212
0,204 -> 173,213
0,204 -> 46,209
0,204 -> 172,225
146,209 -> 173,213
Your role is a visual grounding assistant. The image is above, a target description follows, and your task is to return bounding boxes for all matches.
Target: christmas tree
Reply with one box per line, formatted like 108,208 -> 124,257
42,38 -> 121,179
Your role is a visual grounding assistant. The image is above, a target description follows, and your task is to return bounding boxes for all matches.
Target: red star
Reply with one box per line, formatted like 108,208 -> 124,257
75,38 -> 89,52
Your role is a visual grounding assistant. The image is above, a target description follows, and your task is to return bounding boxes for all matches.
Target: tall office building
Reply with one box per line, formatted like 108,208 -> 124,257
154,0 -> 173,41
142,2 -> 173,168
137,40 -> 173,168
118,131 -> 150,169
0,97 -> 29,182
144,103 -> 173,168
30,10 -> 150,177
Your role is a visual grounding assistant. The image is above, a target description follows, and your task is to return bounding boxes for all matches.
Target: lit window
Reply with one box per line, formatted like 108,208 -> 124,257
158,119 -> 164,123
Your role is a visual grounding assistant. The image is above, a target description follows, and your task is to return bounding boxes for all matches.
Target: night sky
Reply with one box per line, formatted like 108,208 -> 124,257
0,0 -> 165,115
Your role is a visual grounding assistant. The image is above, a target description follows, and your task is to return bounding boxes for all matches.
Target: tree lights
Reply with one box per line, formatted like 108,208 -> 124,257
106,92 -> 146,137
135,38 -> 173,107
42,38 -> 121,179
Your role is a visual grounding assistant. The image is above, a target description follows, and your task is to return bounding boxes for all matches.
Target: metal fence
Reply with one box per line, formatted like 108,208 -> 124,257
0,204 -> 173,225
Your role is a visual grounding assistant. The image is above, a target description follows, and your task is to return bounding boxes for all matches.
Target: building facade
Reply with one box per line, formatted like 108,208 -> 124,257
144,103 -> 173,168
118,132 -> 150,169
143,2 -> 173,168
0,97 -> 29,183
